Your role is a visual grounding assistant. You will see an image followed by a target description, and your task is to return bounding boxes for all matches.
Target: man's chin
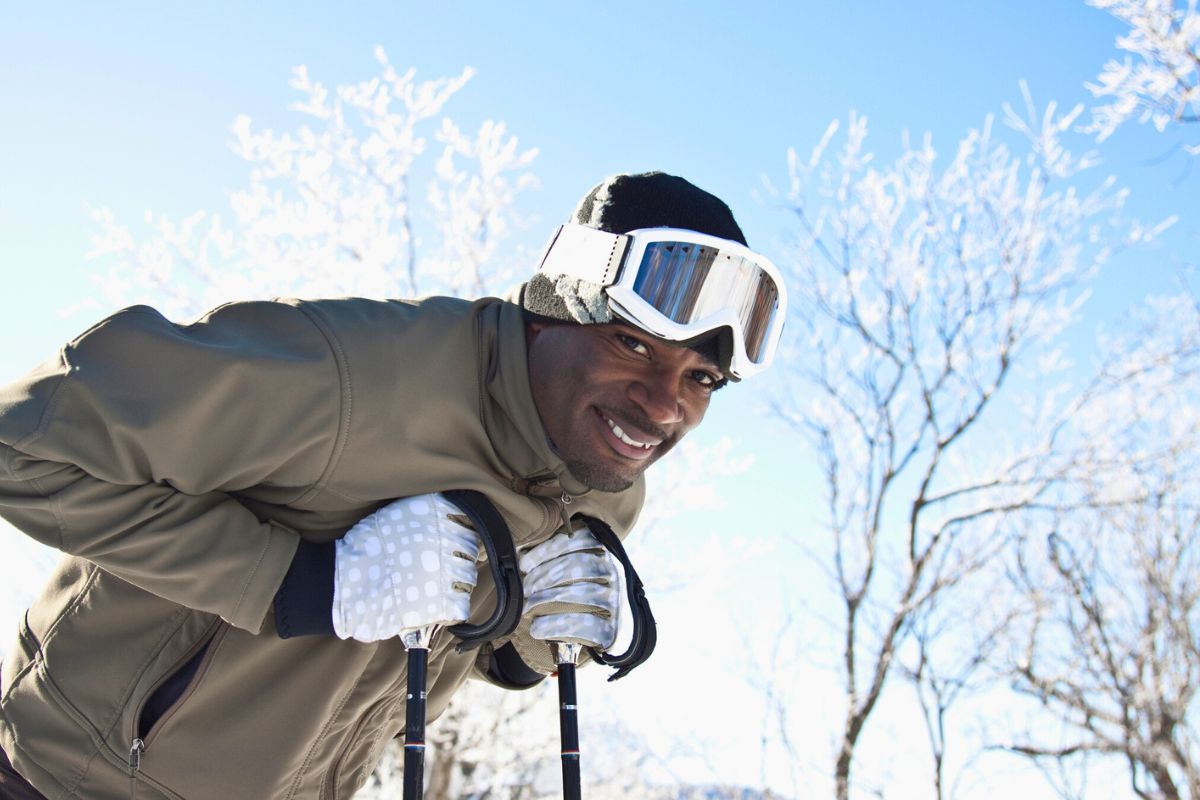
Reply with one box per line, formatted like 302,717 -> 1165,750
563,456 -> 644,493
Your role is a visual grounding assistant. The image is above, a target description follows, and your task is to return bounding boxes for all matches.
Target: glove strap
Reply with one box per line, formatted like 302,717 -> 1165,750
579,516 -> 657,681
441,489 -> 524,652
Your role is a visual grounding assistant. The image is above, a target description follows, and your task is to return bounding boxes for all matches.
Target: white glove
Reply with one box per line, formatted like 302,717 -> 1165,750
519,526 -> 621,650
332,494 -> 481,642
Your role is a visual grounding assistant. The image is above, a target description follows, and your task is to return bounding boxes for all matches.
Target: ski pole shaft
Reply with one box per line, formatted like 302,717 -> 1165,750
555,642 -> 582,800
402,626 -> 438,800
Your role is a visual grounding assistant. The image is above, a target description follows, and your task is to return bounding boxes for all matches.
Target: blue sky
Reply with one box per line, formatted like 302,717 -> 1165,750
5,2 -> 1197,484
4,3 -> 1197,355
2,2 -> 1199,795
5,0 -> 1193,525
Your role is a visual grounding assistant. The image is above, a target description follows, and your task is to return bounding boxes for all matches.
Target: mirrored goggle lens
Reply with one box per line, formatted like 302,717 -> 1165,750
631,241 -> 781,362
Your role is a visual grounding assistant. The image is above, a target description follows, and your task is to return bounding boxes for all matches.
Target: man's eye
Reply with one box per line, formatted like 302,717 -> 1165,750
617,334 -> 650,356
693,370 -> 719,388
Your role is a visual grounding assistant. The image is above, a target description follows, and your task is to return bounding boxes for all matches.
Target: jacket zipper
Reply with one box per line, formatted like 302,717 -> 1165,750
559,491 -> 574,531
516,473 -> 582,539
528,492 -> 571,539
126,618 -> 225,787
128,738 -> 144,799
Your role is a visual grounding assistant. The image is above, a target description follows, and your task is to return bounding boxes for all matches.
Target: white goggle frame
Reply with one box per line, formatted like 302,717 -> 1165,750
535,224 -> 787,379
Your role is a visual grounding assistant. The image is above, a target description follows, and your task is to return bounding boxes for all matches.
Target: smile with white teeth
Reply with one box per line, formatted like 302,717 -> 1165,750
604,415 -> 657,449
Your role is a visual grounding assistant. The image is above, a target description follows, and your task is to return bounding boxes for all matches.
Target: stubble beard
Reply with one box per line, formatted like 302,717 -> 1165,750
554,407 -> 670,493
562,455 -> 643,493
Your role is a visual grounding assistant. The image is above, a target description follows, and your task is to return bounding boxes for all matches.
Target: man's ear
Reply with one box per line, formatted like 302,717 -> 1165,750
526,320 -> 548,345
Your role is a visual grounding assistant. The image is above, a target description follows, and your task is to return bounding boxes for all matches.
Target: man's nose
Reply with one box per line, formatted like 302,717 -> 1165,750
629,372 -> 685,426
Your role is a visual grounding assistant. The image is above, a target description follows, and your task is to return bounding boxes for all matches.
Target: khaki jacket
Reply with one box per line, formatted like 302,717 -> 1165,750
0,296 -> 643,799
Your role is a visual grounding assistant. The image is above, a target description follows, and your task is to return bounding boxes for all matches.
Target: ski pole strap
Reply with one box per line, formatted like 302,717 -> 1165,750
579,515 -> 657,681
441,489 -> 524,652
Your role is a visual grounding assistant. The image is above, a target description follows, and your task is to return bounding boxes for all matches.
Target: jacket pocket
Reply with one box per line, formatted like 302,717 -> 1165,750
134,620 -> 226,744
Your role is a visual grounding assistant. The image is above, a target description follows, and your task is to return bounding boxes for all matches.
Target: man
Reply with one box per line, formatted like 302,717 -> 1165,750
0,172 -> 786,798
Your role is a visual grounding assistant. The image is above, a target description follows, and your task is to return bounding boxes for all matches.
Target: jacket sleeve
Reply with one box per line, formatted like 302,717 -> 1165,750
0,302 -> 346,633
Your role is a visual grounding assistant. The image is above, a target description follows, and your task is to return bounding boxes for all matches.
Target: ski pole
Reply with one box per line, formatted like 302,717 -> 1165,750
546,517 -> 658,800
399,490 -> 524,800
555,642 -> 583,800
401,625 -> 438,800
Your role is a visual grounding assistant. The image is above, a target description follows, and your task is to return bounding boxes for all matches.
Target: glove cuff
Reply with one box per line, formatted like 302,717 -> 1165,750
481,642 -> 547,690
274,539 -> 336,638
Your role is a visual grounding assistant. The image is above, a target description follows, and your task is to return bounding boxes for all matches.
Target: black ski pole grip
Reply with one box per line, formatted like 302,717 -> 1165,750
556,643 -> 583,800
558,661 -> 582,800
403,647 -> 429,800
440,489 -> 524,652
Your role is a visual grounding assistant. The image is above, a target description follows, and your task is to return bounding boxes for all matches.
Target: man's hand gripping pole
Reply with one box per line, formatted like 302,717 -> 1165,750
525,517 -> 657,800
400,490 -> 523,800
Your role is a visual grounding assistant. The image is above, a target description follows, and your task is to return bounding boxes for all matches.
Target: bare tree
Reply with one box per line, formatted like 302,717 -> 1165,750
1001,292 -> 1200,800
84,46 -> 538,320
899,571 -> 1021,800
1085,0 -> 1200,153
732,601 -> 804,800
770,86 -> 1151,799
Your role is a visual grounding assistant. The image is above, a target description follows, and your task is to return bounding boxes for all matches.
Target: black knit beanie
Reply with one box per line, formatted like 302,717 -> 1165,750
570,172 -> 747,244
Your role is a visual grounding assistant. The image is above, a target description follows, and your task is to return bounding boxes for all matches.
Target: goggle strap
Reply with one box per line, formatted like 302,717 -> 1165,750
537,225 -> 629,286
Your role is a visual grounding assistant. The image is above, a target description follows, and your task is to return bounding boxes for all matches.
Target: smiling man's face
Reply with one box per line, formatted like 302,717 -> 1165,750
526,320 -> 721,492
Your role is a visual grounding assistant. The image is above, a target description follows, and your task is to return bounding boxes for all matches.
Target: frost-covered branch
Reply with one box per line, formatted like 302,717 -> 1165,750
1001,294 -> 1200,800
770,91 -> 1156,799
86,48 -> 538,320
1085,0 -> 1200,154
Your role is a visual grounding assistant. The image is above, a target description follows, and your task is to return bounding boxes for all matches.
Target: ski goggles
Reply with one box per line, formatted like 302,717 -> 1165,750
535,224 -> 787,379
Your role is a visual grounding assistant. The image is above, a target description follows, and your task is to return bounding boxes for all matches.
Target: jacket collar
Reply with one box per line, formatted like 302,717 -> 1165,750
480,300 -> 593,498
